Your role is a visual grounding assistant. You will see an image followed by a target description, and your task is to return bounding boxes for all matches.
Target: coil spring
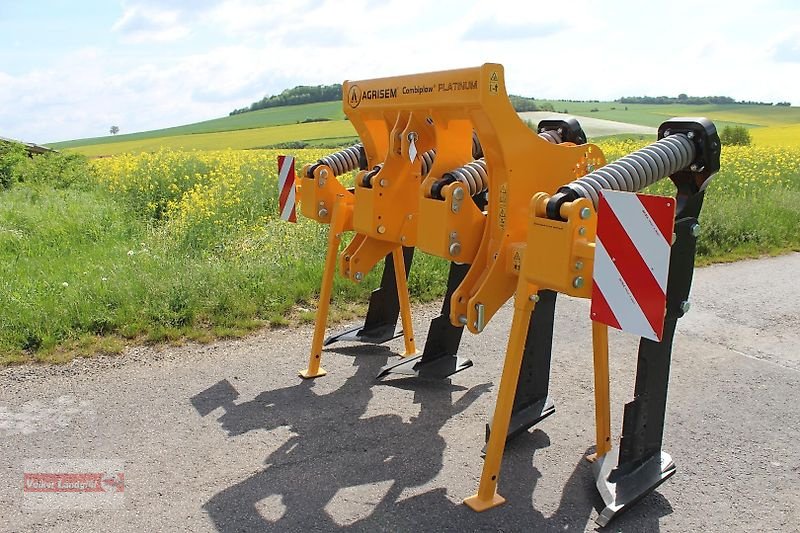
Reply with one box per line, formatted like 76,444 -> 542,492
420,149 -> 436,176
559,134 -> 696,208
429,128 -> 564,198
444,159 -> 489,196
317,144 -> 364,176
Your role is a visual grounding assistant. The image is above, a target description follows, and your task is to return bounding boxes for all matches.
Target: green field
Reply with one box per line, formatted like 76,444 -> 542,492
49,96 -> 799,157
49,101 -> 346,149
1,142 -> 798,364
536,101 -> 800,129
73,120 -> 357,157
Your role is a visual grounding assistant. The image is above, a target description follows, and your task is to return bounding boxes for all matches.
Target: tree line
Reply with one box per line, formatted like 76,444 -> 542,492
230,85 -> 343,115
617,94 -> 790,106
230,85 -> 556,115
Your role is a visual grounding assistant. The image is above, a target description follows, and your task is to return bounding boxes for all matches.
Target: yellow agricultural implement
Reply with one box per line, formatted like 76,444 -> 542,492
283,63 -> 721,525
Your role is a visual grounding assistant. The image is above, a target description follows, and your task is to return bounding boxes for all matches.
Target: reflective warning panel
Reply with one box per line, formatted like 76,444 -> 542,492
277,155 -> 297,223
590,190 -> 676,341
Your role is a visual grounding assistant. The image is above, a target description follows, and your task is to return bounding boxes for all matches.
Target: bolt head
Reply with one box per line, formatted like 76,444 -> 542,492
354,272 -> 364,281
529,294 -> 540,302
690,223 -> 701,237
318,178 -> 326,187
320,169 -> 329,179
377,225 -> 386,234
379,178 -> 387,187
578,227 -> 587,236
318,208 -> 328,218
572,276 -> 585,289
449,242 -> 462,256
453,187 -> 465,201
575,260 -> 584,271
680,300 -> 691,314
687,131 -> 695,139
580,207 -> 591,220
663,129 -> 671,137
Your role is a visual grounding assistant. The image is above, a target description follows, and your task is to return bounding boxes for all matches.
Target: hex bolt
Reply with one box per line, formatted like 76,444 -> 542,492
449,242 -> 462,256
379,179 -> 387,187
354,272 -> 364,281
690,223 -> 701,237
580,207 -> 591,220
318,208 -> 328,218
320,169 -> 329,179
680,300 -> 691,314
663,129 -> 671,137
572,276 -> 585,289
575,260 -> 584,271
687,131 -> 695,139
377,225 -> 386,234
578,227 -> 587,236
529,294 -> 540,302
453,187 -> 465,201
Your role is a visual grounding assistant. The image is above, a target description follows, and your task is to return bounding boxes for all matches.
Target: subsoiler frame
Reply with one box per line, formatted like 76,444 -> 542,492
342,64 -> 603,382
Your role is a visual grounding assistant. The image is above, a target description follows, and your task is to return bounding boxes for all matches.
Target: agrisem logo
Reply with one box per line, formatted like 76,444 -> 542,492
348,85 -> 362,108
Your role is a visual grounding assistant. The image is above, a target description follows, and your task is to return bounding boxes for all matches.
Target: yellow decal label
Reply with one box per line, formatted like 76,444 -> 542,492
498,183 -> 508,229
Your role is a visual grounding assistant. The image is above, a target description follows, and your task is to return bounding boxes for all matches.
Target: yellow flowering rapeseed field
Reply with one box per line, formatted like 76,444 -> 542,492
1,141 -> 797,363
90,142 -> 800,255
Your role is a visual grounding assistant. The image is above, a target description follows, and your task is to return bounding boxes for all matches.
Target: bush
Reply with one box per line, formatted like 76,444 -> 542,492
12,151 -> 94,189
720,125 -> 752,146
0,141 -> 27,189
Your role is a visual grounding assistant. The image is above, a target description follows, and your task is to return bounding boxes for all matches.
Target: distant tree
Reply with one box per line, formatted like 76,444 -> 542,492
720,125 -> 752,146
775,101 -> 791,107
678,93 -> 688,100
110,125 -> 120,135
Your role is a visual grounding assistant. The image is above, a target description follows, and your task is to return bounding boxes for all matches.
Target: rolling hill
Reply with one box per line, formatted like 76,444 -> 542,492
50,99 -> 800,157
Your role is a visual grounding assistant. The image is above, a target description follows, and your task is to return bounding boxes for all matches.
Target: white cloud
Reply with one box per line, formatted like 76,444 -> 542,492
1,0 -> 797,143
112,5 -> 189,43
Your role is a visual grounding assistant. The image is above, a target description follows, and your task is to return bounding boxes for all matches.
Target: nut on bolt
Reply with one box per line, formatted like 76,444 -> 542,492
452,187 -> 465,201
572,276 -> 585,289
680,300 -> 691,314
354,272 -> 364,282
580,207 -> 591,220
690,223 -> 701,237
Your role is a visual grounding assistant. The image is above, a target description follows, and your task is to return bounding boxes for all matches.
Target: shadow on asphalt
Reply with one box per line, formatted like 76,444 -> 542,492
191,347 -> 671,532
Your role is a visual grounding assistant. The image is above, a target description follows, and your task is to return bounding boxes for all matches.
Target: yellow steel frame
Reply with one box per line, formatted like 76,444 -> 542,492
465,193 -> 612,511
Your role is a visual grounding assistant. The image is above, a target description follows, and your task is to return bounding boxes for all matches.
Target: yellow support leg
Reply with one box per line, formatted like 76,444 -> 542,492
587,321 -> 612,461
391,247 -> 417,357
464,284 -> 536,512
300,195 -> 352,379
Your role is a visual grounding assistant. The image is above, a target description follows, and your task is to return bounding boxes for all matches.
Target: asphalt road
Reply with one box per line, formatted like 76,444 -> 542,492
1,253 -> 799,532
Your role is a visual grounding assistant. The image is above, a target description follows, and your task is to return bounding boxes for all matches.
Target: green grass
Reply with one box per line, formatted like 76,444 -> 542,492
70,120 -> 357,157
2,139 -> 798,365
48,101 -> 346,148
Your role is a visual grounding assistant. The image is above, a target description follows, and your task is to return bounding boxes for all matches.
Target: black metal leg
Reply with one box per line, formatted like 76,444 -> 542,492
485,289 -> 557,443
324,247 -> 415,346
593,209 -> 702,526
377,261 -> 473,379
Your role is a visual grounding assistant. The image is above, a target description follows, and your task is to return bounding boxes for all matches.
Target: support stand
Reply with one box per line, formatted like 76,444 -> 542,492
323,247 -> 414,346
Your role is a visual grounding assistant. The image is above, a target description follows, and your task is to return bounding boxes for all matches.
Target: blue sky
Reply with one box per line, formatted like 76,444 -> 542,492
1,0 -> 798,143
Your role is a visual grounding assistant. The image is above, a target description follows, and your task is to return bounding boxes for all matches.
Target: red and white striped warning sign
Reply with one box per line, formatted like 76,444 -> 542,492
277,155 -> 297,223
590,190 -> 676,342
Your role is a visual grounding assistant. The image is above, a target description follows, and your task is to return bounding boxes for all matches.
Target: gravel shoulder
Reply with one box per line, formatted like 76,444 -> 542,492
1,253 -> 798,532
